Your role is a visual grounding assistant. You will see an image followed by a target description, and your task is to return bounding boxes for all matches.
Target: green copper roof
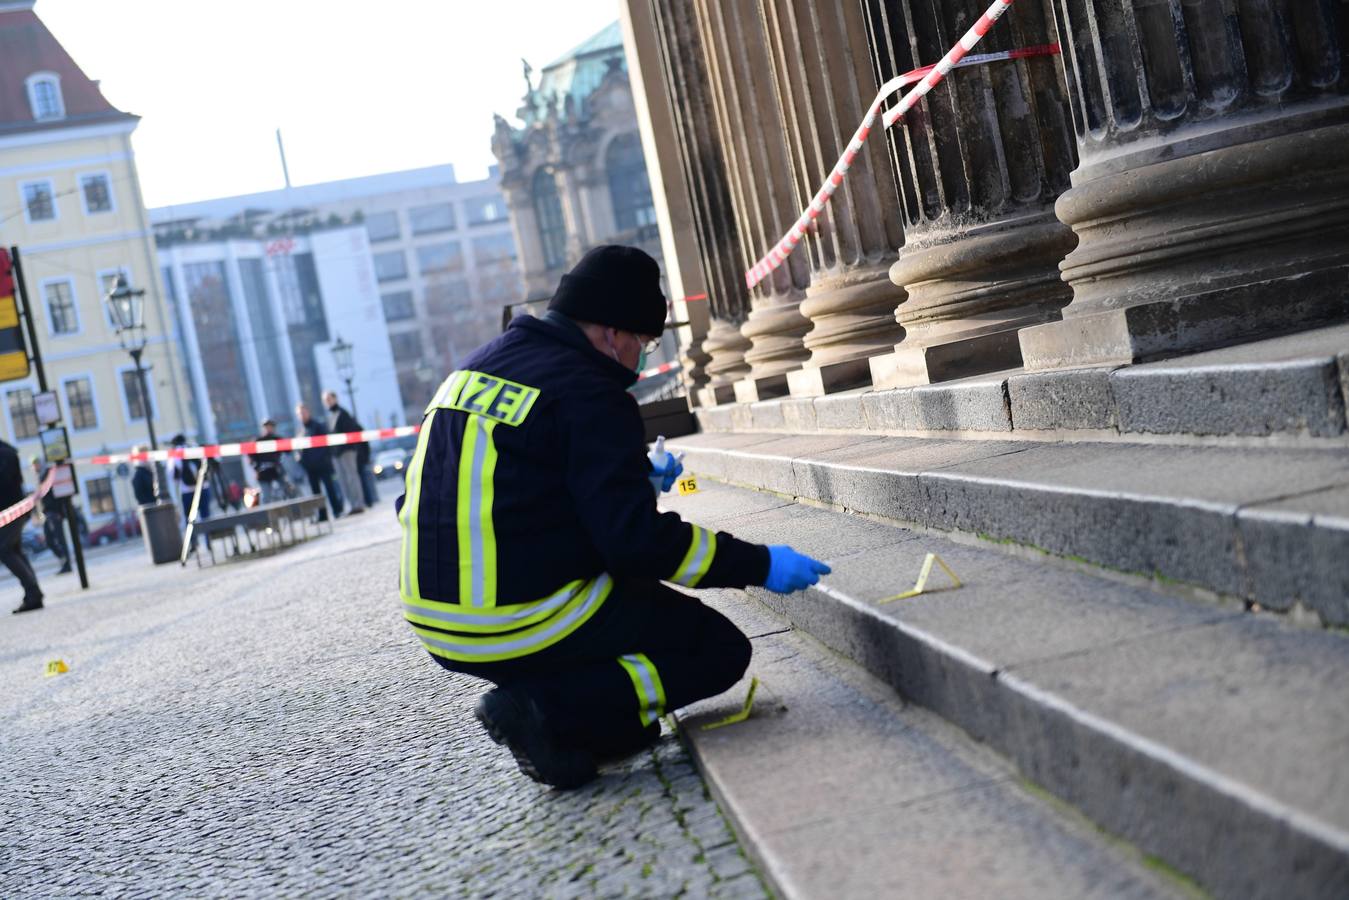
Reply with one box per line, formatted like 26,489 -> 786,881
521,21 -> 625,126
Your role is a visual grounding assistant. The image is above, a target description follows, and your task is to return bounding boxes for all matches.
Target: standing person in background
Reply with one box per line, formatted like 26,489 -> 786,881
3,440 -> 43,614
321,391 -> 365,516
296,403 -> 343,521
131,446 -> 157,506
30,457 -> 70,575
248,418 -> 290,504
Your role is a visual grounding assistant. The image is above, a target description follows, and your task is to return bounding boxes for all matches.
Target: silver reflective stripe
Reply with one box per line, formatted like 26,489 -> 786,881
673,527 -> 711,586
622,654 -> 662,726
416,576 -> 611,658
468,416 -> 489,607
404,581 -> 579,627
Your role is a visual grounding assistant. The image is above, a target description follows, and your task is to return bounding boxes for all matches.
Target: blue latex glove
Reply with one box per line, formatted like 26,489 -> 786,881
656,455 -> 684,493
764,545 -> 831,594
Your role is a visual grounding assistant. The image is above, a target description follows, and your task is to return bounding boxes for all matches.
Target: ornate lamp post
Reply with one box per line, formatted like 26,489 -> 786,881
105,275 -> 164,493
331,334 -> 357,418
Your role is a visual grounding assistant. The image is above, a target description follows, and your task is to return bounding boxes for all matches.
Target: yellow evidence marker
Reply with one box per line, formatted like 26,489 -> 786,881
878,552 -> 962,603
701,677 -> 758,731
44,659 -> 69,677
676,475 -> 699,496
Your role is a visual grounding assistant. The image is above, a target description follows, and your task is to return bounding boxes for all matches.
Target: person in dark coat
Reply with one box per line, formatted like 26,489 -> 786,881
321,391 -> 365,515
249,419 -> 290,504
2,440 -> 43,614
396,245 -> 829,788
31,456 -> 70,574
296,403 -> 343,519
131,446 -> 157,506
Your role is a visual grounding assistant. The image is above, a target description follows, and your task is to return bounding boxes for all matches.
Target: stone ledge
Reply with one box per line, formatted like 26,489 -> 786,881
666,432 -> 1349,627
692,323 -> 1349,442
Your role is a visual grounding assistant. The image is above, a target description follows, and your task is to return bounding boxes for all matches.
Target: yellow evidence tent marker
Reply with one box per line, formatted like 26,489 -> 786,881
878,552 -> 962,603
701,677 -> 758,731
676,475 -> 700,496
44,659 -> 69,677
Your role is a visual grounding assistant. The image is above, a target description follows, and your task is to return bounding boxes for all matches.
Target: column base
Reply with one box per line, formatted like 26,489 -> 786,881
870,328 -> 1026,390
734,372 -> 791,404
786,358 -> 874,398
1020,267 -> 1349,371
697,384 -> 739,407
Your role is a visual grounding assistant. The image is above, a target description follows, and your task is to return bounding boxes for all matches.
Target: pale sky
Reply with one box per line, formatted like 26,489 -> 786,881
36,0 -> 623,208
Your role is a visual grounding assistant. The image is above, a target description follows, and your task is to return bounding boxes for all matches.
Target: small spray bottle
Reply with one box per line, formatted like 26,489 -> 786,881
647,435 -> 673,496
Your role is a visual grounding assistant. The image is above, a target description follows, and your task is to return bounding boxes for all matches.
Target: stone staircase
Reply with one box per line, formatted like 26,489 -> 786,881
657,326 -> 1349,898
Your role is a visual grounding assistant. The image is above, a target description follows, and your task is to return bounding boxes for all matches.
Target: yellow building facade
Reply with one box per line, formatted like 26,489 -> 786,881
0,1 -> 193,525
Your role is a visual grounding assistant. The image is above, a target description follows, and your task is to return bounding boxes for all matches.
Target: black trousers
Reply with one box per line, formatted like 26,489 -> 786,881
440,580 -> 752,759
0,519 -> 41,604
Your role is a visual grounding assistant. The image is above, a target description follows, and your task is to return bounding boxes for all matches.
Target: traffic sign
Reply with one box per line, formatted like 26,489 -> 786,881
0,249 -> 29,382
34,390 -> 59,426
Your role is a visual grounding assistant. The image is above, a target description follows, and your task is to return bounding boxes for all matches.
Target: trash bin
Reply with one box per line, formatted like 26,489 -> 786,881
138,502 -> 182,565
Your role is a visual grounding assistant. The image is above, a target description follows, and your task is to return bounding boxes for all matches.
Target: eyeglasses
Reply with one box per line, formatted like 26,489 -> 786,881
640,336 -> 661,355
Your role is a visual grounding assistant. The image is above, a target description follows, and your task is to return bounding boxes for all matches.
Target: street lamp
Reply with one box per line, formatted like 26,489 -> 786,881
105,274 -> 164,497
331,334 -> 357,418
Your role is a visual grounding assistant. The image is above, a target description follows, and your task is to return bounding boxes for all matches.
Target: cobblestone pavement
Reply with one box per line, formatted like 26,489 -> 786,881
0,513 -> 767,898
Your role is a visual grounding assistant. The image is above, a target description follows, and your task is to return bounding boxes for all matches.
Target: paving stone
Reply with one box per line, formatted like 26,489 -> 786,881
0,517 -> 765,898
1006,366 -> 1120,431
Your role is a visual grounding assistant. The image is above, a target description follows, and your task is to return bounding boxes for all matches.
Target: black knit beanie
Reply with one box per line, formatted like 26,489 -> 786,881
547,245 -> 667,336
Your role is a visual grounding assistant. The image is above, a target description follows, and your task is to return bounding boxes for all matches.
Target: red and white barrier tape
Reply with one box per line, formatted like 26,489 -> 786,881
0,467 -> 56,529
636,360 -> 682,382
81,426 -> 422,467
745,0 -> 1052,289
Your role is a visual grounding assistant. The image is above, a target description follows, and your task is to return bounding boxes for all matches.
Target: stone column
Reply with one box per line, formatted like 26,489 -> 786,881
862,0 -> 1078,389
621,0 -> 714,404
757,0 -> 909,398
1019,0 -> 1349,370
648,0 -> 757,405
695,0 -> 814,404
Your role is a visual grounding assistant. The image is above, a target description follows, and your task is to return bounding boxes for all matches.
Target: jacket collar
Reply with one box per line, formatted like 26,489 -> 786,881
511,313 -> 638,387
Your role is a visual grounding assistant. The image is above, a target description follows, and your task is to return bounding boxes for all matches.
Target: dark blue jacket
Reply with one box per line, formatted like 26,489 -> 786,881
395,313 -> 768,664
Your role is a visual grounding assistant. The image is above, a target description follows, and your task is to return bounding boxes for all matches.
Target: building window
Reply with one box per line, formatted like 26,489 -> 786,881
86,476 -> 115,515
466,197 -> 507,226
533,169 -> 567,269
416,241 -> 463,275
424,279 -> 470,318
365,210 -> 401,243
21,180 -> 57,222
7,389 -> 39,440
43,280 -> 79,335
409,203 -> 456,235
121,369 -> 153,421
381,290 -> 416,322
80,174 -> 113,214
606,133 -> 657,231
26,73 -> 64,121
472,233 -> 517,266
64,377 -> 97,430
373,250 -> 408,282
389,332 -> 424,362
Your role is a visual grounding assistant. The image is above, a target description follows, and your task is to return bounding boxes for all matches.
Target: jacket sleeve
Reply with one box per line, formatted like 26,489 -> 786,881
561,387 -> 769,589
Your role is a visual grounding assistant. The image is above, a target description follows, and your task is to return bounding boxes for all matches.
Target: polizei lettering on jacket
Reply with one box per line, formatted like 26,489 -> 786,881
444,370 -> 540,426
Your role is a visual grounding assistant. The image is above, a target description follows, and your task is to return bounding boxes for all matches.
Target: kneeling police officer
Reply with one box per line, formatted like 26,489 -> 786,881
397,245 -> 828,788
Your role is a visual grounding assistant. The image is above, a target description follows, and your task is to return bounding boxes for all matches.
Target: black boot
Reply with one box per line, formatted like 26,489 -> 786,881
12,596 -> 43,614
475,687 -> 597,789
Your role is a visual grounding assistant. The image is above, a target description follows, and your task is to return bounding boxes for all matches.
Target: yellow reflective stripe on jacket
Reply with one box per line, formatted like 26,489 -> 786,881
426,370 -> 471,415
399,410 -> 439,603
618,653 -> 667,727
457,415 -> 500,608
409,575 -> 613,663
402,578 -> 586,634
670,526 -> 716,587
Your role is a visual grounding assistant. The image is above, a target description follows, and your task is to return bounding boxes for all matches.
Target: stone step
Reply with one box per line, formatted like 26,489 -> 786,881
696,322 -> 1349,443
666,432 -> 1349,627
678,591 -> 1188,900
663,482 -> 1349,899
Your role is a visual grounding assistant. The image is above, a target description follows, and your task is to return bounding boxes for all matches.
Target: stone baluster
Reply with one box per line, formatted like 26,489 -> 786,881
1018,0 -> 1349,370
694,0 -> 814,403
862,0 -> 1079,388
756,0 -> 909,397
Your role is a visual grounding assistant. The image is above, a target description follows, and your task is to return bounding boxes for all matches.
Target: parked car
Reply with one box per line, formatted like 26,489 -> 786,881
372,448 -> 409,480
88,516 -> 142,546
